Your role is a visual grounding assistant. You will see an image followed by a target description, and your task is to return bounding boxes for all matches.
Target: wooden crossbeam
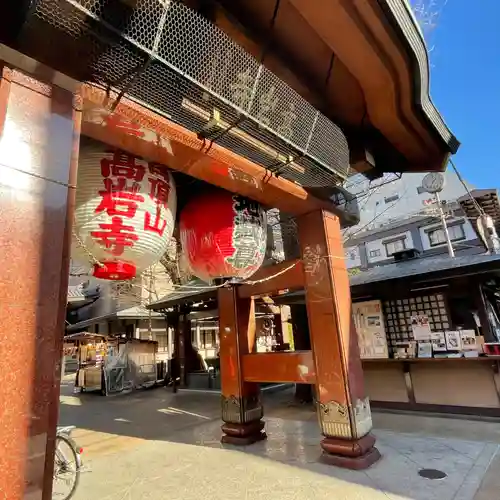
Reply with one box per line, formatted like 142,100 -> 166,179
237,259 -> 304,298
78,85 -> 340,218
242,351 -> 316,384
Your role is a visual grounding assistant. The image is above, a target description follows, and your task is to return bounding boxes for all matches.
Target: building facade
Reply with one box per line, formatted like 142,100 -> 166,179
345,170 -> 474,231
344,205 -> 484,271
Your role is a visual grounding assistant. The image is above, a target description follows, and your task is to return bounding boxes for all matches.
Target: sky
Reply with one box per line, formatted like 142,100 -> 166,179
427,0 -> 500,189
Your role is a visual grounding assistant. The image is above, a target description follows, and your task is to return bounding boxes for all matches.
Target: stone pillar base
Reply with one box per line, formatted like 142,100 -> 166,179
320,434 -> 381,470
221,420 -> 267,446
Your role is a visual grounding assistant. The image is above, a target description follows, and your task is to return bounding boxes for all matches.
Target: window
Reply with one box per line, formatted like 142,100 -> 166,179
428,224 -> 465,247
369,249 -> 381,258
384,238 -> 406,256
192,321 -> 219,349
384,194 -> 399,204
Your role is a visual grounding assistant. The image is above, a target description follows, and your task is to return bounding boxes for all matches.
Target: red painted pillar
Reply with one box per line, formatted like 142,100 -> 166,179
297,210 -> 380,469
0,67 -> 80,498
218,286 -> 265,444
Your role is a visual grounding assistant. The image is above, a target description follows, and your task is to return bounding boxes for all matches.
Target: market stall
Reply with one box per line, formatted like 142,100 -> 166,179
350,253 -> 500,416
269,252 -> 500,416
64,333 -> 109,394
66,333 -> 159,395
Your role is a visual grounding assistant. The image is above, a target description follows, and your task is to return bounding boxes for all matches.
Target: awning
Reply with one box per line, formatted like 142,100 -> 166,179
147,286 -> 218,311
66,306 -> 163,332
272,253 -> 500,305
348,253 -> 500,288
64,332 -> 108,342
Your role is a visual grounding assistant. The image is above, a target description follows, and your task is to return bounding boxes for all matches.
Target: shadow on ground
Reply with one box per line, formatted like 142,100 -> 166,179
59,378 -> 500,500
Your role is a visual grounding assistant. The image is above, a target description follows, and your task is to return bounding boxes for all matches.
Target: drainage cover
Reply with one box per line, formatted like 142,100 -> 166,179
418,469 -> 447,480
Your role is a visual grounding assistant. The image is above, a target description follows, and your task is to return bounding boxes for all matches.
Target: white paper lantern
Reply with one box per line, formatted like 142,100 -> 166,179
72,144 -> 176,280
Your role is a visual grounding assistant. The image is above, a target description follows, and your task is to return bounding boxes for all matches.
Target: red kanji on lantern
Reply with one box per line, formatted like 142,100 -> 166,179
101,151 -> 146,182
148,162 -> 170,182
95,184 -> 145,218
144,206 -> 167,236
90,216 -> 139,256
101,176 -> 141,194
148,177 -> 170,208
103,115 -> 145,138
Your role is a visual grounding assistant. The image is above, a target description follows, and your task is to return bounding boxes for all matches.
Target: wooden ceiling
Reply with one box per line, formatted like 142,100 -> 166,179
184,0 -> 459,176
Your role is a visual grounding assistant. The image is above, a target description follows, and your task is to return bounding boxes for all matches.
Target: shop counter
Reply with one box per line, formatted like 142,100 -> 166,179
362,357 -> 500,416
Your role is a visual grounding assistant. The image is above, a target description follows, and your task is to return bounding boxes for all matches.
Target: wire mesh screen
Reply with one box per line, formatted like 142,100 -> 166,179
19,0 -> 349,187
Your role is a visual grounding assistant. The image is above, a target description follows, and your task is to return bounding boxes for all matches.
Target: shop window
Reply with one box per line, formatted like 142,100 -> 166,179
428,224 -> 465,247
155,332 -> 169,352
383,293 -> 450,356
202,330 -> 216,349
369,249 -> 381,258
192,321 -> 219,350
125,324 -> 135,338
384,238 -> 406,256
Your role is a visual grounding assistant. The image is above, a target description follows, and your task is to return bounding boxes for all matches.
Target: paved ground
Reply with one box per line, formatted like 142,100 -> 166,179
58,378 -> 500,500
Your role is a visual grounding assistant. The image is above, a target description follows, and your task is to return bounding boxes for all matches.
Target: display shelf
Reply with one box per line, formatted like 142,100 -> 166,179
362,356 -> 500,363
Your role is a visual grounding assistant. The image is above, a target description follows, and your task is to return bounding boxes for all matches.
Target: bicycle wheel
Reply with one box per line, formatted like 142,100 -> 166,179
52,434 -> 80,500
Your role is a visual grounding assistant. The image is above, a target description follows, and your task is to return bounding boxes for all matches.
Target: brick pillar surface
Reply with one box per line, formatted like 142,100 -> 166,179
0,67 -> 80,499
218,286 -> 265,445
297,210 -> 380,470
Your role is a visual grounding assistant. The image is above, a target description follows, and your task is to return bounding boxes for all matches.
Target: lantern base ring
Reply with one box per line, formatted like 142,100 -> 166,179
92,262 -> 137,281
213,277 -> 242,287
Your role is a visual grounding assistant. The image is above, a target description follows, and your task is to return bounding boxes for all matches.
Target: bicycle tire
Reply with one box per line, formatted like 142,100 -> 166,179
53,434 -> 80,500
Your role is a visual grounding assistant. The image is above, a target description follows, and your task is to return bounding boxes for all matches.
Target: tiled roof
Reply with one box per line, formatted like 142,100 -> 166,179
66,305 -> 163,332
349,252 -> 500,288
67,284 -> 85,299
147,279 -> 217,310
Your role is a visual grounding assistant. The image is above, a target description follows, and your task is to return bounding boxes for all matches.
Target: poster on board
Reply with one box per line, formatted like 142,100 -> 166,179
411,314 -> 432,341
352,300 -> 389,359
430,331 -> 447,352
445,330 -> 462,351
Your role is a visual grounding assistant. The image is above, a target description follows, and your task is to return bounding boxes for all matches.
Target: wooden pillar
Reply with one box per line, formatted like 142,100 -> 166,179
297,210 -> 380,469
195,323 -> 202,349
477,283 -> 495,342
171,310 -> 183,391
218,286 -> 265,445
167,325 -> 173,359
290,303 -> 313,403
0,67 -> 81,498
181,315 -> 191,386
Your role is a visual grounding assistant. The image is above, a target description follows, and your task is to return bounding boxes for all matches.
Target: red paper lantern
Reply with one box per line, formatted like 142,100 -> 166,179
72,144 -> 177,280
180,190 -> 267,282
